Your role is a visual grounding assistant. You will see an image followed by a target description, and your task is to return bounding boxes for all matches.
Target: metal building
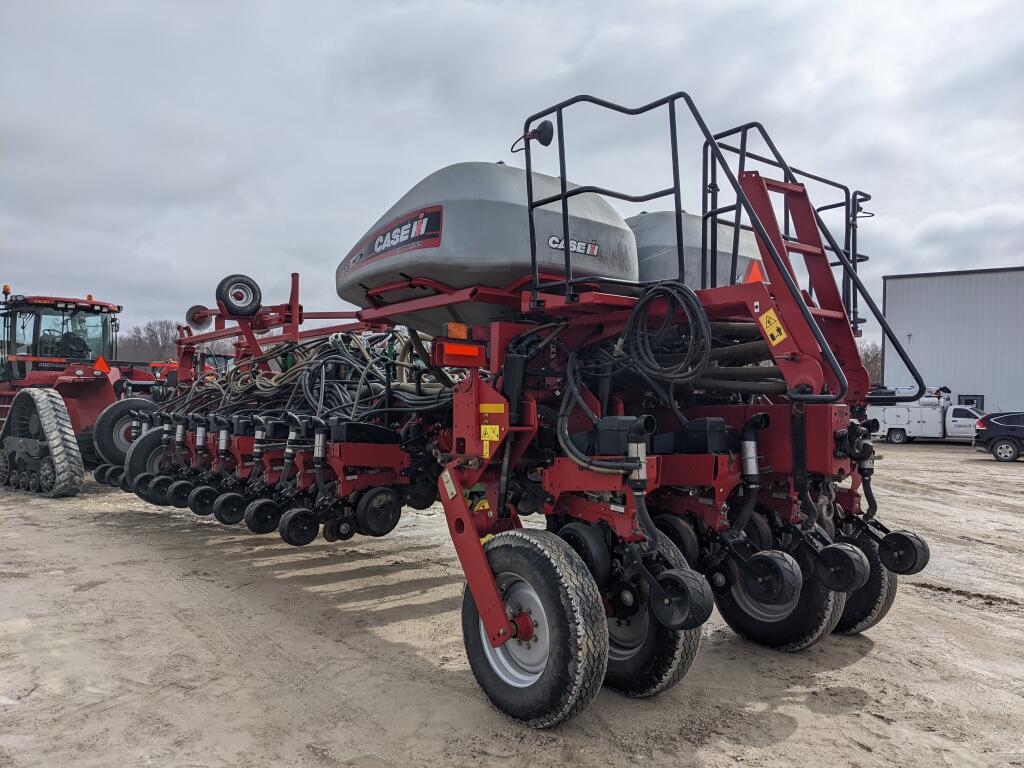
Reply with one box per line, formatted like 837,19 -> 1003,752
882,266 -> 1024,412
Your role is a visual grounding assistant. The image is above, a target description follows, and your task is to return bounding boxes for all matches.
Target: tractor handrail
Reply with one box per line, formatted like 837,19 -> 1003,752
521,92 -> 849,403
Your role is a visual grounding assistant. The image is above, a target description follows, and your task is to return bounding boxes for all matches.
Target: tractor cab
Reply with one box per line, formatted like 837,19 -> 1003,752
1,286 -> 120,380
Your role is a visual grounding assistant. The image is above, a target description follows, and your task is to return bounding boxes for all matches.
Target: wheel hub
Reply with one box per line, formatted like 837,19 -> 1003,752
479,574 -> 550,688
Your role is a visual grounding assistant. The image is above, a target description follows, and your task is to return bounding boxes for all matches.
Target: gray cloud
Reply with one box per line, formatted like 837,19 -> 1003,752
1,0 -> 1021,341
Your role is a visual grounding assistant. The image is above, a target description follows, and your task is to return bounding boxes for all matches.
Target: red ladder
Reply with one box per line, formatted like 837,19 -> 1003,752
738,171 -> 869,403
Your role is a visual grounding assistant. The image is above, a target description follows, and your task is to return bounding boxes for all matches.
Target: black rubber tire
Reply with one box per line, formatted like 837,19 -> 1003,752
3,389 -> 84,497
880,530 -> 930,575
558,522 -> 612,589
886,429 -> 907,445
123,428 -> 167,485
215,274 -> 262,317
279,507 -> 320,546
991,438 -> 1020,462
818,542 -> 872,593
106,465 -> 125,488
833,530 -> 899,635
716,547 -> 846,653
92,397 -> 156,466
147,475 -> 174,506
604,534 -> 703,698
188,485 -> 219,516
166,479 -> 196,508
213,493 -> 247,525
654,514 -> 700,567
131,472 -> 157,503
93,464 -> 112,484
243,498 -> 281,533
461,529 -> 608,729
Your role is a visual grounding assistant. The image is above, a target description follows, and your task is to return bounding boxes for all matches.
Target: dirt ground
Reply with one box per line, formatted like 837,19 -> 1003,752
1,442 -> 1022,768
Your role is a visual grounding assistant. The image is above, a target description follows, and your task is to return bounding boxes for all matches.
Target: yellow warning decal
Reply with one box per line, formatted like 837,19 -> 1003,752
482,441 -> 491,459
479,403 -> 505,414
480,424 -> 500,442
474,498 -> 490,512
758,308 -> 788,347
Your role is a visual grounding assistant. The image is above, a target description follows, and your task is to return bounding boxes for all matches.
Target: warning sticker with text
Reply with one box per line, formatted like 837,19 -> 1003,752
758,308 -> 788,347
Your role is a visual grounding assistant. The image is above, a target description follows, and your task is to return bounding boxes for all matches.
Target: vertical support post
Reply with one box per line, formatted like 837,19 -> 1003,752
669,100 -> 685,285
556,109 -> 574,301
729,128 -> 749,286
525,128 -> 540,307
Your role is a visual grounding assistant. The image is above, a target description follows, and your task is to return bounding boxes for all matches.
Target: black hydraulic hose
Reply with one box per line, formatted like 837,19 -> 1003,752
861,474 -> 878,519
694,378 -> 787,394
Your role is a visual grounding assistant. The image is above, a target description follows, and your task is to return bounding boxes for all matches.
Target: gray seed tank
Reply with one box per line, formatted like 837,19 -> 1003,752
336,161 -> 638,334
628,211 -> 761,287
336,162 -> 764,333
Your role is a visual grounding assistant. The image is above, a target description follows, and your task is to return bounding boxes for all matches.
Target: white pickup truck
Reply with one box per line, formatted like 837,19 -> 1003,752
867,389 -> 983,444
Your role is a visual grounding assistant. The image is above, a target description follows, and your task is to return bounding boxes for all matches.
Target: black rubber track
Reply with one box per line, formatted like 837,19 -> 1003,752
2,389 -> 84,497
461,529 -> 608,729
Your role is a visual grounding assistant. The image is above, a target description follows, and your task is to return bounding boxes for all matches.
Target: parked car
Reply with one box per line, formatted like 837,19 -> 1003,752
973,412 -> 1024,462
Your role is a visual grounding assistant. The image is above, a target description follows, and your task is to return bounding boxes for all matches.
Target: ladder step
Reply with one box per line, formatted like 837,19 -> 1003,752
786,241 -> 824,256
810,308 -> 847,320
762,178 -> 806,195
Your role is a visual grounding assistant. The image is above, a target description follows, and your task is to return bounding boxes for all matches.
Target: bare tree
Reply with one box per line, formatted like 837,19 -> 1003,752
858,339 -> 883,386
117,320 -> 180,361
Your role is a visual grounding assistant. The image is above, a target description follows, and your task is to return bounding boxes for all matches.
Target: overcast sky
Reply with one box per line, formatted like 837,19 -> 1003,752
2,1 -> 1021,341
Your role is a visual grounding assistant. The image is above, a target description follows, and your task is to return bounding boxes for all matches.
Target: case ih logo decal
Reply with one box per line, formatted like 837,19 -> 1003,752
343,206 -> 443,274
372,207 -> 442,256
547,236 -> 600,257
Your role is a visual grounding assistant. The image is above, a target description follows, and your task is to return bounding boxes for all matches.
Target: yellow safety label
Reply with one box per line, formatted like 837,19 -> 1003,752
759,308 -> 788,347
480,424 -> 501,442
474,498 -> 490,512
482,440 -> 491,459
479,403 -> 505,414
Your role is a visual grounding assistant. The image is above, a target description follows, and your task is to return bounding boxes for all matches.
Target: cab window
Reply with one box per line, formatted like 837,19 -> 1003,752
13,311 -> 35,354
951,408 -> 976,419
35,309 -> 111,360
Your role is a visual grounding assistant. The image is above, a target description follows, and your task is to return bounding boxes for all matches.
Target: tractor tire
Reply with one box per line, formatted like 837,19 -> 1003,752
833,530 -> 898,635
0,449 -> 10,486
716,547 -> 846,653
2,389 -> 84,498
123,428 -> 167,486
93,397 -> 157,466
604,533 -> 703,698
461,529 -> 608,729
216,274 -> 262,316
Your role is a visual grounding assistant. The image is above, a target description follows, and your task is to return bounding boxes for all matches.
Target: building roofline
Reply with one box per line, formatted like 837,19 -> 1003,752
884,265 -> 1024,281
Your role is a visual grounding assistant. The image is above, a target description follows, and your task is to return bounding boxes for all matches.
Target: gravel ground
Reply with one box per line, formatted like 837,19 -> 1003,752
1,442 -> 1022,767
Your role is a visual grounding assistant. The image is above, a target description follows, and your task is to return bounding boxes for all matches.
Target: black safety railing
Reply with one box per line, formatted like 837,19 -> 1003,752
520,93 -> 925,404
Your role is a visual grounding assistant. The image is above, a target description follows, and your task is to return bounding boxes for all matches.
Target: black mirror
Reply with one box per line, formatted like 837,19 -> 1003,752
532,120 -> 554,147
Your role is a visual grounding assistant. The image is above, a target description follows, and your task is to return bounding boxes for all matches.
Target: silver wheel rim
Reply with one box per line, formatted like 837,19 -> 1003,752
995,443 -> 1014,460
112,414 -> 135,454
227,282 -> 254,308
730,571 -> 801,623
608,607 -> 650,662
145,446 -> 165,475
478,573 -> 550,688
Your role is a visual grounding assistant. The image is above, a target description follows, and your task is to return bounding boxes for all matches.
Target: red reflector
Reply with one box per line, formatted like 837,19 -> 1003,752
94,355 -> 111,373
435,341 -> 486,368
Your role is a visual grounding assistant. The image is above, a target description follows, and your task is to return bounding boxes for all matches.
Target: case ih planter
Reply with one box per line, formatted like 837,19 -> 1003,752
110,91 -> 930,727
